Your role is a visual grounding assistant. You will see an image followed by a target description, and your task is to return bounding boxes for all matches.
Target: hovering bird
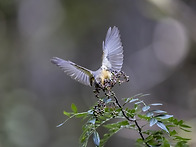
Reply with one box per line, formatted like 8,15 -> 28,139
51,26 -> 123,87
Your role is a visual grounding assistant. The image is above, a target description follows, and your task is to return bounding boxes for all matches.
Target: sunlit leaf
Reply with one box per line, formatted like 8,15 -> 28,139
132,93 -> 143,98
146,112 -> 154,117
142,106 -> 150,112
88,118 -> 96,124
150,118 -> 158,127
71,103 -> 78,113
157,122 -> 169,133
129,98 -> 139,103
140,93 -> 150,97
156,114 -> 173,119
104,98 -> 112,103
135,101 -> 143,104
150,103 -> 162,106
63,111 -> 71,117
153,110 -> 166,114
93,131 -> 100,146
56,122 -> 65,128
87,110 -> 93,115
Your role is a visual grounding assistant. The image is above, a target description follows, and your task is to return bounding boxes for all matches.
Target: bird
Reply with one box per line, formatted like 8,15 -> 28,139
51,26 -> 123,88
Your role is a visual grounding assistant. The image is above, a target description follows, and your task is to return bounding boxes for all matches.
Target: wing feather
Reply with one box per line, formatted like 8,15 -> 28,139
51,57 -> 93,86
102,26 -> 123,71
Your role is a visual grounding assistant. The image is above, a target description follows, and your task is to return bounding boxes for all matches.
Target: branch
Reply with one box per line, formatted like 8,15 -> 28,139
112,92 -> 151,147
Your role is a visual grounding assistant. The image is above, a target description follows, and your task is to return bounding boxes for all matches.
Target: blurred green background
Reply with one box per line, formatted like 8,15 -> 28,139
0,0 -> 196,146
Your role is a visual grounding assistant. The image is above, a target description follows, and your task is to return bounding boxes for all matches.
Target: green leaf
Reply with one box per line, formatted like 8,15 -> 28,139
177,120 -> 184,125
160,138 -> 170,147
135,138 -> 144,146
104,120 -> 129,129
167,124 -> 176,128
168,117 -> 178,125
175,141 -> 188,147
100,121 -> 127,146
93,131 -> 100,146
170,130 -> 177,136
80,123 -> 95,146
144,135 -> 153,142
119,120 -> 129,126
180,127 -> 191,132
150,118 -> 158,127
157,121 -> 169,133
180,124 -> 191,128
63,111 -> 71,117
75,112 -> 88,118
80,116 -> 113,147
174,136 -> 191,141
138,114 -> 150,120
100,129 -> 121,147
71,103 -> 78,113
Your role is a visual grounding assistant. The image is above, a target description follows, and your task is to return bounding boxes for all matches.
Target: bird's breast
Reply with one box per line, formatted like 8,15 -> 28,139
100,69 -> 112,84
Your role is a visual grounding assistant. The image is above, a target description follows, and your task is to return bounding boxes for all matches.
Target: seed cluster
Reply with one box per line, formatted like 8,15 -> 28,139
93,99 -> 106,118
93,70 -> 129,98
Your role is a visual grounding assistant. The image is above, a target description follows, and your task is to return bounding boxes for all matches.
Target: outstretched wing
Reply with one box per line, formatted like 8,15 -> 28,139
102,26 -> 123,72
51,57 -> 93,86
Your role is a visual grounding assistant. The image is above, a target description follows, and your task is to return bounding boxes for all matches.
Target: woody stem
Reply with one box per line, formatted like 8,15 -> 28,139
112,92 -> 150,147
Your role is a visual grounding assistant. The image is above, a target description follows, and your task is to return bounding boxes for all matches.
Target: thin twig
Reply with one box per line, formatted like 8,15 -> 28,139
112,92 -> 151,147
95,71 -> 150,146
